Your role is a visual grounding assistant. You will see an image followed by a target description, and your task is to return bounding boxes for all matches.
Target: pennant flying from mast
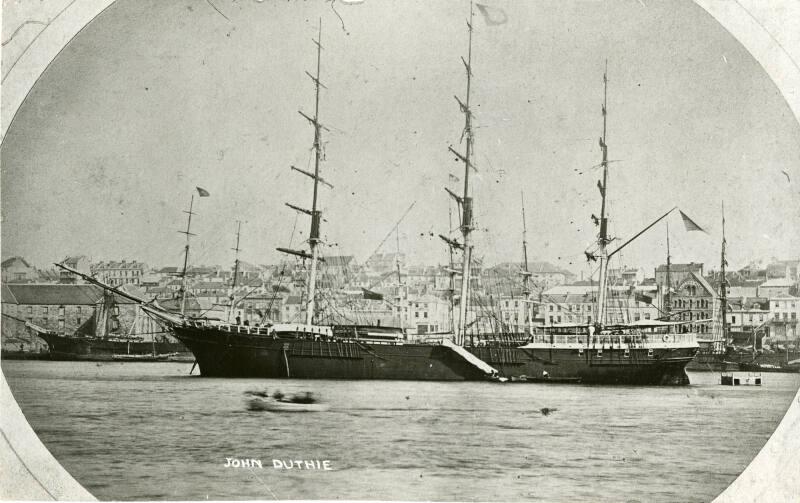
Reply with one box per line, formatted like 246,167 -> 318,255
196,187 -> 210,197
679,210 -> 707,233
475,3 -> 508,25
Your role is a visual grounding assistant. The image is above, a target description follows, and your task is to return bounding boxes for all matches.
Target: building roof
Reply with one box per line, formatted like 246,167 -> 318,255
655,262 -> 703,273
1,284 -> 137,305
62,255 -> 89,266
92,260 -> 146,270
759,278 -> 795,288
193,281 -> 227,290
490,261 -> 573,276
1,257 -> 32,269
679,271 -> 717,297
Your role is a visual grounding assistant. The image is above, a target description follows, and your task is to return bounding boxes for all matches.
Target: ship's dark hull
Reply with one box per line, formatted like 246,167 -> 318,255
687,347 -> 800,373
37,333 -> 189,361
173,325 -> 488,380
467,346 -> 697,385
174,325 -> 696,384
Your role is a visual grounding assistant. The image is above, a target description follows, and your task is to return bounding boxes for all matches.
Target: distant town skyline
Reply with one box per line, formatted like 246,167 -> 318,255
2,0 -> 799,281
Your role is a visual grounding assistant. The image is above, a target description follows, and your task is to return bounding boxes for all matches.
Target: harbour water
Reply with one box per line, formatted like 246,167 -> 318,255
3,361 -> 798,502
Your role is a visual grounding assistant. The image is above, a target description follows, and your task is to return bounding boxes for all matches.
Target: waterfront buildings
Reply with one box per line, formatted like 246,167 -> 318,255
91,260 -> 148,287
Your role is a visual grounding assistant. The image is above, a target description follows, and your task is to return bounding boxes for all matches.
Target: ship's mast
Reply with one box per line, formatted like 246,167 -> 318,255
228,220 -> 242,322
395,226 -> 404,332
178,194 -> 197,315
595,61 -> 610,327
521,192 -> 533,334
447,205 -> 457,333
719,201 -> 729,352
305,20 -> 324,328
665,221 -> 672,320
278,20 -> 327,329
454,3 -> 476,346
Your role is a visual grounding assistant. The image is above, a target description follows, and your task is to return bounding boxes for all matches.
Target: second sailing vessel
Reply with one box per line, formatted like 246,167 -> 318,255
457,62 -> 699,385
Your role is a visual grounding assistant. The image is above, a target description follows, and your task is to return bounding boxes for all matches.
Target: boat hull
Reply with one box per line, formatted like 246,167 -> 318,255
175,325 -> 696,384
36,332 -> 189,361
173,325 -> 489,380
246,397 -> 330,412
467,346 -> 697,385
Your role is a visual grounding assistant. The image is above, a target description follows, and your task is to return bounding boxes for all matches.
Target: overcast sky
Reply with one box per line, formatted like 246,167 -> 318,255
2,0 -> 798,279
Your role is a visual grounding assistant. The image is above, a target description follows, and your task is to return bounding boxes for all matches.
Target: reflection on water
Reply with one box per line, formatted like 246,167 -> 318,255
3,361 -> 798,502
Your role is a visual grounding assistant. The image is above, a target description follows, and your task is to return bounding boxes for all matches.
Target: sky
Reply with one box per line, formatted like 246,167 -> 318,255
1,0 -> 799,280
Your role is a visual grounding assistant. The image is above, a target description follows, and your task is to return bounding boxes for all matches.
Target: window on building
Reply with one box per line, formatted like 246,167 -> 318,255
644,313 -> 651,320
27,306 -> 32,314
76,317 -> 82,326
77,306 -> 82,315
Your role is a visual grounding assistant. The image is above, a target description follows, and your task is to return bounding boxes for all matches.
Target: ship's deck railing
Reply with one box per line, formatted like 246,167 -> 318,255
526,332 -> 697,346
187,319 -> 273,336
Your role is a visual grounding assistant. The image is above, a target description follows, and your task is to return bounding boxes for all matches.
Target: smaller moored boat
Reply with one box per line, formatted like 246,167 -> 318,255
111,352 -> 178,362
245,390 -> 329,412
720,372 -> 762,386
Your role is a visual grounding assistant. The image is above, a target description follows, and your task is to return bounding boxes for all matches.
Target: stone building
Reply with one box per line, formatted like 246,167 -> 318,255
655,262 -> 704,301
671,272 -> 716,334
1,284 -> 139,339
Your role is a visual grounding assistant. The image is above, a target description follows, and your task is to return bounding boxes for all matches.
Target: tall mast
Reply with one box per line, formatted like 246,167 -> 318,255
305,19 -> 324,328
521,192 -> 532,334
665,221 -> 672,318
719,201 -> 729,352
395,226 -> 404,332
447,205 -> 457,333
278,20 -> 327,328
178,193 -> 197,315
228,220 -> 242,321
454,2 -> 476,346
595,61 -> 610,327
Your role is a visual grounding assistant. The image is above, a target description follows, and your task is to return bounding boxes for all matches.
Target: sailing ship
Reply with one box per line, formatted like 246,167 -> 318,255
53,19 -> 497,380
685,205 -> 800,373
451,61 -> 700,385
3,291 -> 186,361
686,204 -> 733,371
55,10 -> 699,384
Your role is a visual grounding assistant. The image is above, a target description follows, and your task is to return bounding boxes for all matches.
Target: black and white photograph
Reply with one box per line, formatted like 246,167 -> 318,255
1,0 -> 799,501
